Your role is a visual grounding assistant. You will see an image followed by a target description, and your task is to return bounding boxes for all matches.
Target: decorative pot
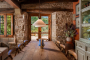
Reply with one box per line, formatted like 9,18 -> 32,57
65,42 -> 74,50
65,37 -> 74,50
66,37 -> 72,42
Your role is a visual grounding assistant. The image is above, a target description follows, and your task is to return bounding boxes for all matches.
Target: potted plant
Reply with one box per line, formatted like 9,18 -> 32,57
65,23 -> 78,50
65,23 -> 78,41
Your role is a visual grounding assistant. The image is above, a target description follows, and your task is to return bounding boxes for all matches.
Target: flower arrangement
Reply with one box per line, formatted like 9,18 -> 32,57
65,23 -> 78,37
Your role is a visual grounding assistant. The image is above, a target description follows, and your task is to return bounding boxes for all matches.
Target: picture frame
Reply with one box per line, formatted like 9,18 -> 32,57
76,17 -> 79,28
76,3 -> 79,16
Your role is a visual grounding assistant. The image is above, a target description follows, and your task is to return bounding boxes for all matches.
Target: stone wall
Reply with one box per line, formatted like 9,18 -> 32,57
15,12 -> 28,45
52,11 -> 73,45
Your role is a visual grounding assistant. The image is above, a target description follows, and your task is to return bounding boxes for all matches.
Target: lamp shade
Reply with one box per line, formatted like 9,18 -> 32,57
33,19 -> 46,27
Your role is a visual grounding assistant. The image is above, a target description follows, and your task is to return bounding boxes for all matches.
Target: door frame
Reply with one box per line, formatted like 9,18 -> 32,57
28,13 -> 51,41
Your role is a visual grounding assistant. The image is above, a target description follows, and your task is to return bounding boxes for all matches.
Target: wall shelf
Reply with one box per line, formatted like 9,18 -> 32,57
82,24 -> 90,27
82,6 -> 90,13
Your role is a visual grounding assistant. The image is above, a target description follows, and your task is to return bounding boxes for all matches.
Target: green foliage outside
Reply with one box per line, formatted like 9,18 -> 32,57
0,15 -> 11,35
0,16 -> 4,35
7,15 -> 11,35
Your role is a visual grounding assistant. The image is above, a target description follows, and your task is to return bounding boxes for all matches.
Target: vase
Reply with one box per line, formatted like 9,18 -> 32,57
66,37 -> 72,42
65,37 -> 74,50
38,39 -> 44,49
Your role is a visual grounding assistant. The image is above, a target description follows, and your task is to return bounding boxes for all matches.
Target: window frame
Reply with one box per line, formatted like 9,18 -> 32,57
0,14 -> 13,37
29,13 -> 51,41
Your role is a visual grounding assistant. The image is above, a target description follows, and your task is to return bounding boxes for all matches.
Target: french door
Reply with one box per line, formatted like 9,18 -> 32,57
28,13 -> 51,41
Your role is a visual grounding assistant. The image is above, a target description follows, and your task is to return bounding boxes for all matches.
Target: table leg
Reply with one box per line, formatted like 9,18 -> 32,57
0,56 -> 2,60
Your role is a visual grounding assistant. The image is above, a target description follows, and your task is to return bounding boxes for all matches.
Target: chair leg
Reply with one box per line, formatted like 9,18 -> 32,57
17,49 -> 20,53
9,55 -> 13,60
19,48 -> 21,51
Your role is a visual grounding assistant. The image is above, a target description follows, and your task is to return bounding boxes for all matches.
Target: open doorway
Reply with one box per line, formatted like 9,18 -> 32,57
28,13 -> 51,41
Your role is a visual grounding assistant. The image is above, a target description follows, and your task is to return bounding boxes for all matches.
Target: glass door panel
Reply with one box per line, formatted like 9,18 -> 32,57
41,16 -> 48,24
41,16 -> 49,40
41,34 -> 48,39
31,34 -> 38,41
31,16 -> 38,41
31,16 -> 38,24
41,25 -> 48,33
31,25 -> 38,33
0,15 -> 4,35
82,26 -> 90,40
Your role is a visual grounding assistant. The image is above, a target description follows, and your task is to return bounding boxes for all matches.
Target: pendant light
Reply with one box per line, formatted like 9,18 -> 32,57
33,0 -> 46,27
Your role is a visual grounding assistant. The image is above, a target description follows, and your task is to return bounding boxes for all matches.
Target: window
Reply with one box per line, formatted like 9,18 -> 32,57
0,14 -> 13,37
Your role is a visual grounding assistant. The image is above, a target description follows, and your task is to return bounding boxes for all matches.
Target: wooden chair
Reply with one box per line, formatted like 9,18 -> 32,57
60,44 -> 67,56
17,44 -> 23,53
8,35 -> 17,49
67,49 -> 77,60
23,40 -> 28,47
8,48 -> 18,60
55,41 -> 60,49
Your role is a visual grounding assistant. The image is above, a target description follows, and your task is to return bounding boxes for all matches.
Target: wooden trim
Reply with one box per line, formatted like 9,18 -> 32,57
5,0 -> 20,8
49,14 -> 51,41
23,8 -> 73,13
0,8 -> 14,13
11,14 -> 13,36
28,14 -> 31,41
4,14 -> 7,36
21,0 -> 78,4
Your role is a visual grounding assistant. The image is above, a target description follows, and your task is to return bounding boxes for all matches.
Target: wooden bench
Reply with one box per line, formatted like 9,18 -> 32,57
0,47 -> 8,60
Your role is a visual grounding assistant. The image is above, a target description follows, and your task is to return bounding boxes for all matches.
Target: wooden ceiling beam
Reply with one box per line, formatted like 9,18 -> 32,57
0,8 -> 14,13
22,8 -> 73,13
5,0 -> 20,8
0,0 -> 4,2
21,0 -> 78,4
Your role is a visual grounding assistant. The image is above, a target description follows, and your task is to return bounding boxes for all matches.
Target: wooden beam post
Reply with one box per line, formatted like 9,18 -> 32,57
5,0 -> 20,8
0,8 -> 14,13
22,8 -> 73,13
15,9 -> 22,15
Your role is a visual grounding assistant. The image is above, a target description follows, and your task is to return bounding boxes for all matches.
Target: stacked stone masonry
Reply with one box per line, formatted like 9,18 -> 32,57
52,11 -> 73,45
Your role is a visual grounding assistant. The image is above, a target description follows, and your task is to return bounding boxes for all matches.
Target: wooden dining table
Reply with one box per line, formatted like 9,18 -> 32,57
13,41 -> 68,60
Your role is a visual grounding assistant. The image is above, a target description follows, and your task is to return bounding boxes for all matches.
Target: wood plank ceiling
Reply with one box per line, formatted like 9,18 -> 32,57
0,0 -> 78,13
